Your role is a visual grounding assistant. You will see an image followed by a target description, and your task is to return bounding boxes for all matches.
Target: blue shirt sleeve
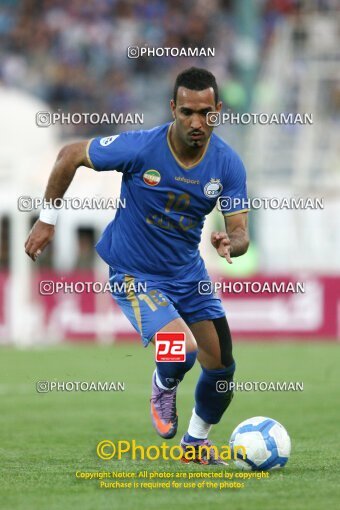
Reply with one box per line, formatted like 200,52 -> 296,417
86,131 -> 144,173
219,151 -> 249,216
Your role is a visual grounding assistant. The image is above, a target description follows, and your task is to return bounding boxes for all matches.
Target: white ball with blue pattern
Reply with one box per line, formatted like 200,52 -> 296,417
229,416 -> 291,470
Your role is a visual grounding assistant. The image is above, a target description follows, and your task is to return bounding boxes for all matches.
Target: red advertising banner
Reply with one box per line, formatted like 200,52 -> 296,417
0,271 -> 339,342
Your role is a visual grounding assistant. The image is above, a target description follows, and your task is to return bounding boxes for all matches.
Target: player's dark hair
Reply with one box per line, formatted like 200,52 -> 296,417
173,67 -> 219,105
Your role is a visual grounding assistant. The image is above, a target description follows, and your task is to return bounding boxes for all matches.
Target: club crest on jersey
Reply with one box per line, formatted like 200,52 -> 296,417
143,169 -> 161,186
204,178 -> 223,199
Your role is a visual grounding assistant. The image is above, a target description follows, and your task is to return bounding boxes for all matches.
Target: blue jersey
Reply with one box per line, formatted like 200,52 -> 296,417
87,122 -> 248,281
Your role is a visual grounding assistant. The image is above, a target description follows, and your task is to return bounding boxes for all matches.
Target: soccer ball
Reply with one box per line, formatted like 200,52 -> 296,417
229,416 -> 291,470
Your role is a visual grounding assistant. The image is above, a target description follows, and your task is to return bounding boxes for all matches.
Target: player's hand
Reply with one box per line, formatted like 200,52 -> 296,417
24,220 -> 55,261
211,231 -> 232,264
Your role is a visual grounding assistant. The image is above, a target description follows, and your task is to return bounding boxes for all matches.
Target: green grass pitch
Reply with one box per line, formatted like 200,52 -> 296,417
0,341 -> 339,510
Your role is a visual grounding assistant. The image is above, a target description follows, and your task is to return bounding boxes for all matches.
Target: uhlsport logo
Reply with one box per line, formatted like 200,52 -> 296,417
143,169 -> 161,186
204,178 -> 223,198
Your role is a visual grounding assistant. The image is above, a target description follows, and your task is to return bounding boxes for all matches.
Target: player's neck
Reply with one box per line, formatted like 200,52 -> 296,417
169,123 -> 207,167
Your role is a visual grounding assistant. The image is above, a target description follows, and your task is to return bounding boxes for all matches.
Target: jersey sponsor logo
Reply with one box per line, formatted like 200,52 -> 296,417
174,176 -> 200,185
143,169 -> 161,186
155,332 -> 186,362
204,178 -> 223,199
100,135 -> 119,146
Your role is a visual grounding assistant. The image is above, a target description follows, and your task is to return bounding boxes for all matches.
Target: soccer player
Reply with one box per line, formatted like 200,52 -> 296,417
25,67 -> 249,465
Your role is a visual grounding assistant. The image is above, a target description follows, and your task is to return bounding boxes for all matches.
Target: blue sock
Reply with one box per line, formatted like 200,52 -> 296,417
195,363 -> 236,424
156,351 -> 197,389
183,432 -> 200,442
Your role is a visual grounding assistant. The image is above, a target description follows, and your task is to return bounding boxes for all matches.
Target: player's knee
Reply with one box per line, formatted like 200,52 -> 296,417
212,316 -> 234,368
185,350 -> 198,371
225,361 -> 236,377
220,356 -> 236,371
205,362 -> 235,380
186,337 -> 198,353
202,356 -> 235,371
156,350 -> 197,385
184,327 -> 198,353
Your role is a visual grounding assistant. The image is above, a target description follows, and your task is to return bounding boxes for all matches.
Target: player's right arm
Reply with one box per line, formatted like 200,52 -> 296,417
25,131 -> 142,261
24,141 -> 92,261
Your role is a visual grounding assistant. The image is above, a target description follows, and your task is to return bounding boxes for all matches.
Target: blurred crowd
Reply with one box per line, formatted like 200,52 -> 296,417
1,0 -> 336,136
0,0 -> 338,271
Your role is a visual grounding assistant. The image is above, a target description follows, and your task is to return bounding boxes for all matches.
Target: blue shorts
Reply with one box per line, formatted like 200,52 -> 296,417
109,267 -> 225,346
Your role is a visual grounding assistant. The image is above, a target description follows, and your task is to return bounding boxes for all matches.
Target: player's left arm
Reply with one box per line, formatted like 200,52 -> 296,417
211,212 -> 249,264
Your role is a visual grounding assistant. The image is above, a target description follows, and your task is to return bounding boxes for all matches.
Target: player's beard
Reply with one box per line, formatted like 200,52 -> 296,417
186,131 -> 206,148
187,136 -> 205,149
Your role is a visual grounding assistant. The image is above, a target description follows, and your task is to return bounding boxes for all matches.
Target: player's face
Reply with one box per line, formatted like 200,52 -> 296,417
170,87 -> 222,148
